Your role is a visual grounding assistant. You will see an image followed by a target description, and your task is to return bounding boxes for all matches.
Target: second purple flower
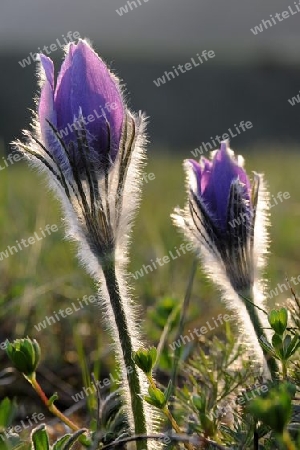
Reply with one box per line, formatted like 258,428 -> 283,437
174,141 -> 259,293
172,141 -> 277,376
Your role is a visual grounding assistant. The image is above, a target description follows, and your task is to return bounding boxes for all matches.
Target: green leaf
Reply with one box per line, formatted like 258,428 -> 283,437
259,336 -> 275,356
284,334 -> 300,359
248,382 -> 293,434
285,382 -> 297,398
0,398 -> 17,429
148,347 -> 157,367
48,393 -> 58,407
164,380 -> 173,403
148,297 -> 180,330
144,386 -> 166,409
282,335 -> 292,357
192,395 -> 203,412
278,308 -> 288,330
272,334 -> 283,358
52,429 -> 88,450
0,434 -> 22,450
31,425 -> 49,450
199,413 -> 215,436
52,435 -> 72,450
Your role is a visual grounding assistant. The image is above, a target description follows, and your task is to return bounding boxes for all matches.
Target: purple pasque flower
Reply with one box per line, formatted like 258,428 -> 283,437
173,141 -> 260,293
16,39 -> 147,261
39,39 -> 124,171
173,142 -> 277,377
189,141 -> 252,234
16,40 -> 155,440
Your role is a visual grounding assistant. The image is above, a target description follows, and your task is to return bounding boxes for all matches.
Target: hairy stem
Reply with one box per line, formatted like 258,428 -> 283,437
102,260 -> 148,450
240,292 -> 279,378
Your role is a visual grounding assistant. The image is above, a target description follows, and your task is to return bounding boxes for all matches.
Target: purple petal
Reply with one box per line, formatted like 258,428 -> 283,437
200,157 -> 213,194
188,159 -> 203,194
203,142 -> 251,230
189,158 -> 212,196
54,40 -> 124,158
38,55 -> 58,147
53,44 -> 75,140
235,165 -> 251,197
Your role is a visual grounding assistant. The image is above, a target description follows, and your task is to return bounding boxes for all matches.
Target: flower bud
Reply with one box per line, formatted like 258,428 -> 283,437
133,347 -> 157,375
6,338 -> 41,377
268,308 -> 288,335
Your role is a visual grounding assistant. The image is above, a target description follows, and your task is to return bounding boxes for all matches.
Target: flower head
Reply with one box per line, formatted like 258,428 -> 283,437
16,39 -> 147,268
173,141 -> 261,293
189,142 -> 251,233
39,41 -> 124,170
172,141 -> 273,373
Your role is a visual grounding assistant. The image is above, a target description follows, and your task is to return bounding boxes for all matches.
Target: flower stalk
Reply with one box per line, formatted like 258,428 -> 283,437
101,258 -> 148,449
239,290 -> 278,377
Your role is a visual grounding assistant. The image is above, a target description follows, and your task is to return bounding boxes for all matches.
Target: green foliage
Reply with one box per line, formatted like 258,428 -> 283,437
175,323 -> 255,442
260,307 -> 300,379
31,425 -> 50,450
90,389 -> 129,447
31,425 -> 87,450
248,382 -> 295,434
0,398 -> 20,450
0,398 -> 17,430
145,386 -> 167,409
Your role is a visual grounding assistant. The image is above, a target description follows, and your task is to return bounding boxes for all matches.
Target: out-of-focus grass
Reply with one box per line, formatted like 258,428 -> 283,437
0,147 -> 299,408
